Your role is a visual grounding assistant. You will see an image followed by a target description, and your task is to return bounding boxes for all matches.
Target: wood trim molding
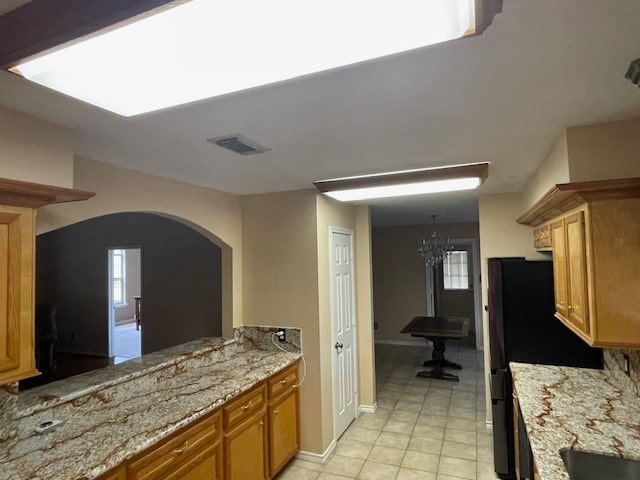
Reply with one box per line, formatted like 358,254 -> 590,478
473,0 -> 504,36
314,163 -> 488,194
1,1 -> 503,69
517,177 -> 640,226
0,0 -> 180,68
0,177 -> 95,208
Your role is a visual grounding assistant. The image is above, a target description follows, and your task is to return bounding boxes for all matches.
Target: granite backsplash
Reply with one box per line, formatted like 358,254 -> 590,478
604,348 -> 640,396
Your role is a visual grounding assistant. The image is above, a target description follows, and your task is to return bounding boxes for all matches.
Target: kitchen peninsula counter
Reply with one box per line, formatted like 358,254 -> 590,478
510,362 -> 640,480
0,327 -> 301,480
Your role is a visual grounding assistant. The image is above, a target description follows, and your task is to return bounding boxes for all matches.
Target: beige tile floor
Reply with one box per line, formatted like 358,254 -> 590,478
276,339 -> 500,480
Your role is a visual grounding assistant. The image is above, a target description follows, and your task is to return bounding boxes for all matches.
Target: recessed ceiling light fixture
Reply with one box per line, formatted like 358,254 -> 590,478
314,163 -> 489,202
9,0 -> 482,116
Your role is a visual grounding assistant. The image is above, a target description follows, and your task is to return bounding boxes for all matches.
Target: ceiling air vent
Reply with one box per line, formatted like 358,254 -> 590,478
207,134 -> 272,156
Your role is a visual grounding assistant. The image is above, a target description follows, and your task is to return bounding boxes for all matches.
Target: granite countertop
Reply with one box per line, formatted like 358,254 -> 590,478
0,330 -> 300,480
510,362 -> 640,480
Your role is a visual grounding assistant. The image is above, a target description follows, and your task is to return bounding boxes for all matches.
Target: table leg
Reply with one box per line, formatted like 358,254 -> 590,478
416,338 -> 459,382
423,340 -> 462,370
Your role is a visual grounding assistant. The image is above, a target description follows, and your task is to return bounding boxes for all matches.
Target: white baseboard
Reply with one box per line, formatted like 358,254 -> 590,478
358,403 -> 377,414
374,339 -> 425,346
297,439 -> 336,464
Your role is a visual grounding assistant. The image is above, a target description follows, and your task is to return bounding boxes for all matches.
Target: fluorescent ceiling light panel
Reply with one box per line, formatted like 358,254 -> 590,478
314,163 -> 488,202
324,177 -> 481,201
13,0 -> 475,116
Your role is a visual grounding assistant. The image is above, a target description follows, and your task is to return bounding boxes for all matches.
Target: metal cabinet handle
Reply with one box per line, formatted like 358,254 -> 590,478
335,342 -> 343,350
242,401 -> 252,411
172,441 -> 189,455
274,410 -> 279,417
280,379 -> 288,385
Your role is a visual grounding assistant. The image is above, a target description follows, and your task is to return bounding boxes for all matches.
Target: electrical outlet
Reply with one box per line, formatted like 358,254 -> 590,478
276,329 -> 286,342
623,353 -> 631,377
374,322 -> 379,330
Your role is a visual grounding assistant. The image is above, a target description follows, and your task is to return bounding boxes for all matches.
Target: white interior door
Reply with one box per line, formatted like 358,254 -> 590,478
330,229 -> 357,440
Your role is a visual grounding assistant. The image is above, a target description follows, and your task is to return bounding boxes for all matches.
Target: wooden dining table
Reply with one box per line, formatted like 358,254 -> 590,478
401,316 -> 470,381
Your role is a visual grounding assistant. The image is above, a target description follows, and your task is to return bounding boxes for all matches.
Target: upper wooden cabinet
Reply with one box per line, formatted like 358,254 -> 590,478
0,177 -> 94,385
552,211 -> 590,337
0,205 -> 38,384
518,178 -> 640,347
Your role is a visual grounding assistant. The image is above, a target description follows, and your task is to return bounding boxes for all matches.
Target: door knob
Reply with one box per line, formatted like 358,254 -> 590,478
335,342 -> 343,350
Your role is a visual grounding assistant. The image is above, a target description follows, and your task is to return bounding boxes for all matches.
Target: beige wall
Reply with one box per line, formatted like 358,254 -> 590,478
567,117 -> 640,182
242,190 -> 326,453
372,222 -> 480,343
522,131 -> 570,210
0,106 -> 74,188
38,156 -> 243,336
522,117 -> 640,211
478,192 -> 548,421
355,206 -> 376,408
243,191 -> 376,455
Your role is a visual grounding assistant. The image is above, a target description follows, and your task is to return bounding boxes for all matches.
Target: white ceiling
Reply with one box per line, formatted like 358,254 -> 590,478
1,0 -> 640,225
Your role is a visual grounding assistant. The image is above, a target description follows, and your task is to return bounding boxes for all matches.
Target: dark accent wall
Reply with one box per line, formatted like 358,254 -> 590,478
36,213 -> 222,356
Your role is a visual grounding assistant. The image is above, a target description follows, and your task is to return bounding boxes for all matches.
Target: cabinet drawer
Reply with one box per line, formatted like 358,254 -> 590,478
268,363 -> 298,400
223,384 -> 266,430
128,412 -> 221,480
533,224 -> 551,250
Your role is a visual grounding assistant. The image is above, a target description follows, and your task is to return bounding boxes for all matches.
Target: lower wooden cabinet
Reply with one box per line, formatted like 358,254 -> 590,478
100,361 -> 300,480
127,412 -> 221,480
268,364 -> 300,477
224,410 -> 268,480
98,468 -> 126,480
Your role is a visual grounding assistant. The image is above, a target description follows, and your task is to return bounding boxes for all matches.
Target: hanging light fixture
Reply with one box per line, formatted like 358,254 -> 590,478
418,215 -> 453,266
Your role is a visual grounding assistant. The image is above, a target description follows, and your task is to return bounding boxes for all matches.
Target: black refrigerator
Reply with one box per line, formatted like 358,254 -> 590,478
488,258 -> 602,479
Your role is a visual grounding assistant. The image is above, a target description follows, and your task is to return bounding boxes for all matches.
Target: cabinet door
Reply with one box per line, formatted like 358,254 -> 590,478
551,219 -> 569,319
0,205 -> 37,384
166,443 -> 221,480
97,468 -> 125,480
269,391 -> 300,477
128,413 -> 220,480
565,212 -> 590,334
224,412 -> 267,480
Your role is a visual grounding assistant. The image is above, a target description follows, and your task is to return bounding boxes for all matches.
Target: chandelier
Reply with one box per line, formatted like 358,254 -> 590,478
418,215 -> 453,266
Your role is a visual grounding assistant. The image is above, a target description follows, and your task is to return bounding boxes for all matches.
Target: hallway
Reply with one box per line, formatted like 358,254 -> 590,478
277,340 -> 498,480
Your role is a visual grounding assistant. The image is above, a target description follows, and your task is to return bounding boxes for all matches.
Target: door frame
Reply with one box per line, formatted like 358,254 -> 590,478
107,246 -> 143,358
329,226 -> 360,440
444,238 -> 483,350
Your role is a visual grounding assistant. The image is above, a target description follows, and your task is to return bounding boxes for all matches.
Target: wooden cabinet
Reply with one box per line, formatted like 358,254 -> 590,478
268,363 -> 300,477
223,384 -> 268,480
518,178 -> 640,347
533,224 -> 552,250
551,211 -> 590,337
96,361 -> 299,480
550,218 -> 568,319
0,178 -> 94,385
128,412 -> 221,480
97,468 -> 126,480
0,205 -> 38,384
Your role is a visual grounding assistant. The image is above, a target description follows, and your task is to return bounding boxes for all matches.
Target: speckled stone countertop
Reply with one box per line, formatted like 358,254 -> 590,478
511,362 -> 640,480
0,327 -> 301,480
